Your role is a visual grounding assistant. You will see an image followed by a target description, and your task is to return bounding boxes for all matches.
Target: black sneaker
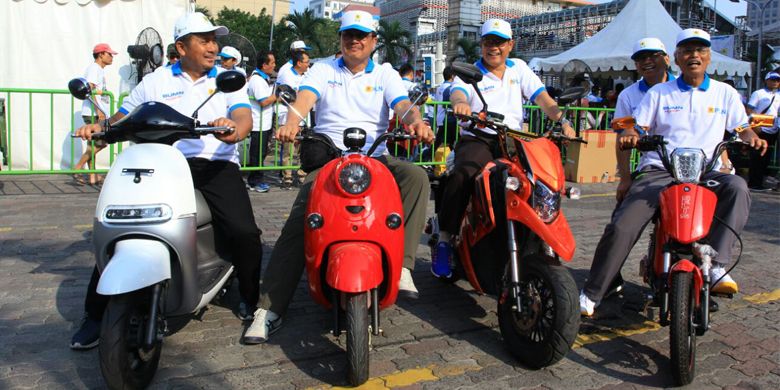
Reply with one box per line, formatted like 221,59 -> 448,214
238,301 -> 256,321
70,316 -> 100,350
604,273 -> 624,299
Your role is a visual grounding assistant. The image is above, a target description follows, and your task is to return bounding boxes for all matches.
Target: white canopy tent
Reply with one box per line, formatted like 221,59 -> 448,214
1,0 -> 191,170
529,0 -> 752,77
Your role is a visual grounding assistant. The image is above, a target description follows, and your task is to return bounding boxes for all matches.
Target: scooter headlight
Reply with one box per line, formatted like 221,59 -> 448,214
532,181 -> 560,223
338,162 -> 371,195
104,204 -> 172,224
670,148 -> 706,183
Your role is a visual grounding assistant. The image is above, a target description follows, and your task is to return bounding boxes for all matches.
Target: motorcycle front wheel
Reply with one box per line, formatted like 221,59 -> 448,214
99,289 -> 162,390
345,291 -> 369,386
670,272 -> 697,385
498,254 -> 579,369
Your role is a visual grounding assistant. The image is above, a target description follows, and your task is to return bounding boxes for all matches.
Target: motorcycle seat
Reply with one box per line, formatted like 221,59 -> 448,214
194,190 -> 212,227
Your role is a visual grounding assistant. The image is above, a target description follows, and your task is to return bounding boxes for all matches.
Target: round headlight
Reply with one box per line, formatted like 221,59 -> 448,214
338,163 -> 371,195
532,181 -> 561,223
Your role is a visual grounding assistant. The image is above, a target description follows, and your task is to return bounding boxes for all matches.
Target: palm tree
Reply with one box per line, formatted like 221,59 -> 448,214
282,9 -> 326,54
454,38 -> 480,64
375,20 -> 412,66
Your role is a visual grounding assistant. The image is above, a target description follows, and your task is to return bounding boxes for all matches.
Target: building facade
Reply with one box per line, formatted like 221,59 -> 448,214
309,0 -> 375,19
195,0 -> 292,22
747,0 -> 780,31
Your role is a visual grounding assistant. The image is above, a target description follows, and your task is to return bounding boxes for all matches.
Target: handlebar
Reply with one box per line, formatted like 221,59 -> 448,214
194,126 -> 234,134
452,110 -> 587,144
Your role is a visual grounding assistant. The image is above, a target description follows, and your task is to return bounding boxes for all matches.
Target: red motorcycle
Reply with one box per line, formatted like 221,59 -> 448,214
429,63 -> 585,368
611,116 -> 764,385
301,127 -> 414,386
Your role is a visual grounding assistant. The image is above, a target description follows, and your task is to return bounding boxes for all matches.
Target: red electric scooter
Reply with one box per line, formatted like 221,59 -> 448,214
611,115 -> 766,385
430,63 -> 585,368
276,86 -> 418,386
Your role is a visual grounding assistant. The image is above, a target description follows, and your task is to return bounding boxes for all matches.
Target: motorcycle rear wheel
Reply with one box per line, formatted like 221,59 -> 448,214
345,292 -> 369,386
99,289 -> 162,390
670,272 -> 697,385
498,254 -> 579,369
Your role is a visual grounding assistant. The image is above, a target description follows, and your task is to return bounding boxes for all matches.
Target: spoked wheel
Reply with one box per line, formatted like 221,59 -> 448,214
498,255 -> 579,368
670,272 -> 697,385
345,292 -> 369,386
99,289 -> 162,390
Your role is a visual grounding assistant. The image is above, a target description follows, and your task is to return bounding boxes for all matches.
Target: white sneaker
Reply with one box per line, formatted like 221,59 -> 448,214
243,308 -> 282,344
398,268 -> 419,299
579,291 -> 597,317
710,263 -> 738,295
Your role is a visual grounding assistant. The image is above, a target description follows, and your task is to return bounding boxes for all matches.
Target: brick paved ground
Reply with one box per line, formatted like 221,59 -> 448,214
0,175 -> 778,389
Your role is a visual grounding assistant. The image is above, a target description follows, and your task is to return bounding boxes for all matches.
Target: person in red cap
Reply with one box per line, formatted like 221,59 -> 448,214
73,43 -> 117,186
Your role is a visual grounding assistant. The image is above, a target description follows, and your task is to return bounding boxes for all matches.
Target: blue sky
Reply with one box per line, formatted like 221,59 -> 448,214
294,0 -> 748,21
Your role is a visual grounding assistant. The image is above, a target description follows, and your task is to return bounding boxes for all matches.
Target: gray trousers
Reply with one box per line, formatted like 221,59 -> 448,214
583,169 -> 751,302
258,155 -> 430,315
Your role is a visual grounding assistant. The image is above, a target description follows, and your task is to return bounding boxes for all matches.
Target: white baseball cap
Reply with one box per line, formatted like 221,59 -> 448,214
174,12 -> 229,42
766,72 -> 780,80
339,10 -> 378,33
218,46 -> 242,63
676,28 -> 711,47
290,40 -> 312,51
481,19 -> 512,40
631,37 -> 667,60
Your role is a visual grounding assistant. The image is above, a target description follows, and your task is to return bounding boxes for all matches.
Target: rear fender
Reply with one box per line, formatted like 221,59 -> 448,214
96,239 -> 171,295
325,242 -> 383,293
668,259 -> 704,306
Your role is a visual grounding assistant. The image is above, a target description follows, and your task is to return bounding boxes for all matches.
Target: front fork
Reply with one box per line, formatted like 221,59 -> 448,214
506,220 -> 524,314
144,282 -> 167,349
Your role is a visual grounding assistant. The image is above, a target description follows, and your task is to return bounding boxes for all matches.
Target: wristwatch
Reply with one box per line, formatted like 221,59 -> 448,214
557,117 -> 572,127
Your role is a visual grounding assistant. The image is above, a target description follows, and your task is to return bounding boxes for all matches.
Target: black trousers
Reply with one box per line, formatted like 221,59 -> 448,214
438,136 -> 498,234
748,131 -> 778,188
247,130 -> 273,186
84,159 -> 262,321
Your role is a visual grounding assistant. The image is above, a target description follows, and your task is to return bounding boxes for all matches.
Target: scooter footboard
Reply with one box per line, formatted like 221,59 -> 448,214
97,239 -> 171,295
326,242 -> 383,293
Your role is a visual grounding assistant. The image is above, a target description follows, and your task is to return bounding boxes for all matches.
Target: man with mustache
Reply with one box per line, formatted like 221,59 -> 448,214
579,29 -> 768,317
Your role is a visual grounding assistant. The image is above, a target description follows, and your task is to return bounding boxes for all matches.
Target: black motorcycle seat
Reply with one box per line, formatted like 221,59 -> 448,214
194,190 -> 212,227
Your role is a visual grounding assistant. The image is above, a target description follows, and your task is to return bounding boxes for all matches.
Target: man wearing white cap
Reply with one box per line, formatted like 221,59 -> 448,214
244,9 -> 434,344
432,18 -> 575,278
72,12 -> 264,347
217,45 -> 247,76
276,40 -> 312,83
579,28 -> 768,317
746,72 -> 780,190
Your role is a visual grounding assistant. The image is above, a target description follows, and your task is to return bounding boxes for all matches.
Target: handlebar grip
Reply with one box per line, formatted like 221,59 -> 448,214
195,126 -> 234,134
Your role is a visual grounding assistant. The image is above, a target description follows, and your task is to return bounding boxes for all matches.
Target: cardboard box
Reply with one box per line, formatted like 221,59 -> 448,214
564,130 -> 618,183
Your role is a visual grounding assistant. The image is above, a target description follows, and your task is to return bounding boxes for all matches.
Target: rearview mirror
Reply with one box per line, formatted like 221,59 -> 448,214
557,86 -> 588,105
215,70 -> 246,93
611,116 -> 636,131
408,86 -> 429,106
68,78 -> 92,100
275,84 -> 297,106
451,62 -> 483,84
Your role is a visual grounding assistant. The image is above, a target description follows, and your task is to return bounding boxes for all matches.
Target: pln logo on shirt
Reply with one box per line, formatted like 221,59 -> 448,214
707,106 -> 727,115
364,85 -> 384,93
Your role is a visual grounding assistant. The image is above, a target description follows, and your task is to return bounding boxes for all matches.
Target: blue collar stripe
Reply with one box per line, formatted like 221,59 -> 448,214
255,69 -> 270,80
291,67 -> 299,76
677,74 -> 710,91
171,62 -> 216,78
639,79 -> 650,93
337,58 -> 375,73
475,59 -> 489,75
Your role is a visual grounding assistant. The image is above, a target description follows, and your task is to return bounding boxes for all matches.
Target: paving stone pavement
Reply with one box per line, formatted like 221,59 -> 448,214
0,175 -> 778,389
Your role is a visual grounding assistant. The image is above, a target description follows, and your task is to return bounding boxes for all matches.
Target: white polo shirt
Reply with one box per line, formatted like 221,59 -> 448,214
634,75 -> 748,171
747,87 -> 780,134
276,66 -> 305,124
119,62 -> 251,165
450,58 -> 545,136
299,58 -> 410,156
82,62 -> 110,117
614,73 -> 676,119
247,69 -> 274,132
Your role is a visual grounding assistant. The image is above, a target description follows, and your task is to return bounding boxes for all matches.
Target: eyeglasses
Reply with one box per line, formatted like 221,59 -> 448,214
341,30 -> 372,42
678,47 -> 710,56
481,37 -> 510,48
633,51 -> 665,62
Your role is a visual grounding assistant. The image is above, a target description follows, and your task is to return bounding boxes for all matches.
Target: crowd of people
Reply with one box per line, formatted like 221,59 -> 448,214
70,10 -> 772,355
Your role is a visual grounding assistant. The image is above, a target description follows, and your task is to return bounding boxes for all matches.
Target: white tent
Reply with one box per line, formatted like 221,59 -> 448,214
1,0 -> 191,171
529,0 -> 752,77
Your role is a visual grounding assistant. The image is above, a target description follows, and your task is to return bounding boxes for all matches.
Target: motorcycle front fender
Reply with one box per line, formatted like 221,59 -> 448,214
326,242 -> 383,293
668,259 -> 704,306
96,239 -> 171,295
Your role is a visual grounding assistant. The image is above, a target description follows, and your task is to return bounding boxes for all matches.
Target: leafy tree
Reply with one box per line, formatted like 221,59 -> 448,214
454,38 -> 480,64
282,9 -> 327,54
375,20 -> 412,67
194,6 -> 214,22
